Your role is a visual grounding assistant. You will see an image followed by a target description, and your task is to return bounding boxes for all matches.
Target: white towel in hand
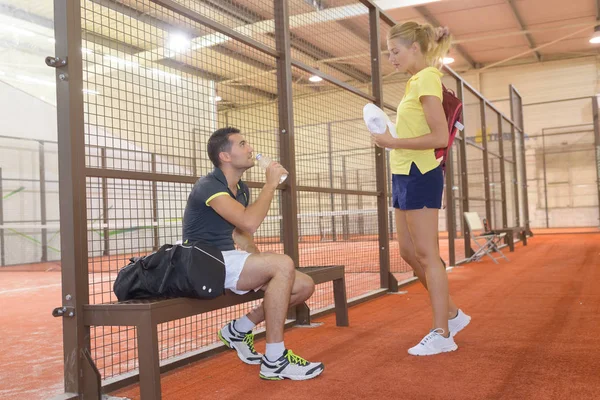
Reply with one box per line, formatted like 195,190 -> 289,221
363,103 -> 398,138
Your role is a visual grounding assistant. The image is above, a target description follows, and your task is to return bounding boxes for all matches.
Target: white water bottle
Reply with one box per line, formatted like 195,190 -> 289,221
255,153 -> 287,184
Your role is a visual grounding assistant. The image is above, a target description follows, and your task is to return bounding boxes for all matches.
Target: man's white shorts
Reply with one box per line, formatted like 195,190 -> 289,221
222,250 -> 261,295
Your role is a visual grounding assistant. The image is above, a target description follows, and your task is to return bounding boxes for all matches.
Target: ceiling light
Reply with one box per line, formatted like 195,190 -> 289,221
590,25 -> 600,44
82,89 -> 100,95
82,48 -> 93,54
48,38 -> 56,44
309,75 -> 323,82
442,57 -> 455,65
214,95 -> 222,102
168,33 -> 191,52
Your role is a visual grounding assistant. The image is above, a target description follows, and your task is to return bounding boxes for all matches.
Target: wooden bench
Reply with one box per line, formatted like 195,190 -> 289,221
492,227 -> 528,251
82,265 -> 348,399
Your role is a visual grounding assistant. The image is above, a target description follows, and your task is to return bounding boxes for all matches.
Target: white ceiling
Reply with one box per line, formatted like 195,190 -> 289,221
1,0 -> 598,107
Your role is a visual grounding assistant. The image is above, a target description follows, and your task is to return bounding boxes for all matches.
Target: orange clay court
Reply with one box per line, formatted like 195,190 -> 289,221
1,232 -> 599,399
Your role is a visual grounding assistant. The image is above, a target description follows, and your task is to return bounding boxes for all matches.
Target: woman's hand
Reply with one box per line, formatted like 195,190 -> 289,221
370,130 -> 397,149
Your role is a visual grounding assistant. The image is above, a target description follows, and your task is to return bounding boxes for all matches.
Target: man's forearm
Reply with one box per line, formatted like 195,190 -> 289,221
242,183 -> 277,233
244,241 -> 260,254
234,228 -> 261,254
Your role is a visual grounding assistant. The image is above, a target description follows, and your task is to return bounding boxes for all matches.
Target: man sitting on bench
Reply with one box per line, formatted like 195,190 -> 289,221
182,127 -> 324,381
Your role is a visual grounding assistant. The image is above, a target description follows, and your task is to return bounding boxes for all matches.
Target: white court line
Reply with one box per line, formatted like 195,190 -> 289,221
0,283 -> 61,295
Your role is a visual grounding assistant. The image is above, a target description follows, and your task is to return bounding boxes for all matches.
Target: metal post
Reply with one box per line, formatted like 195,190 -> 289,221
54,0 -> 92,396
317,173 -> 323,240
456,137 -> 465,239
369,6 -> 392,289
444,143 -> 456,267
510,85 -> 531,235
101,148 -> 110,256
0,168 -> 4,266
151,153 -> 160,251
541,128 -> 549,228
356,170 -> 365,236
490,155 -> 497,227
498,115 -> 508,229
274,0 -> 300,265
39,141 -> 48,262
191,128 -> 198,177
387,157 -> 393,236
593,96 -> 600,227
457,82 -> 472,257
480,101 -> 492,226
341,156 -> 349,240
520,127 -> 531,235
327,123 -> 337,241
385,159 -> 398,238
511,125 -> 520,227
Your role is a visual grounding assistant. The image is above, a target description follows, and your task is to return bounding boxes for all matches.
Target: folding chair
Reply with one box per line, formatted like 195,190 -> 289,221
463,212 -> 509,264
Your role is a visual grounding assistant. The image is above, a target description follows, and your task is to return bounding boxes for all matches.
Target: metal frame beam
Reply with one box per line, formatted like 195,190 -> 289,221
481,101 -> 492,225
199,0 -> 371,83
89,0 -> 280,101
274,0 -> 300,266
498,114 -> 508,228
358,0 -> 396,26
89,0 -> 206,37
456,82 -> 473,258
0,168 -> 4,266
506,0 -> 541,62
369,8 -> 393,290
593,96 -> 600,227
53,0 -> 93,396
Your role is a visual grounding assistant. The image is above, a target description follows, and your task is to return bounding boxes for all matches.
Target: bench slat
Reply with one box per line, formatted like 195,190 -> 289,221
84,265 -> 344,326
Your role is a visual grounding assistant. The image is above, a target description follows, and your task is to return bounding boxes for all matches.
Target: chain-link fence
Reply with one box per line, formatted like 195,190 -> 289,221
50,0 -> 530,395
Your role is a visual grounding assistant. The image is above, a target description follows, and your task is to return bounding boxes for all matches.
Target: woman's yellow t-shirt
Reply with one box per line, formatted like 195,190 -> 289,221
390,66 -> 444,175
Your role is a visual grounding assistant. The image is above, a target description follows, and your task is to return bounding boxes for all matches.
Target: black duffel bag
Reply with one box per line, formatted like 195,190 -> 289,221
113,241 -> 226,301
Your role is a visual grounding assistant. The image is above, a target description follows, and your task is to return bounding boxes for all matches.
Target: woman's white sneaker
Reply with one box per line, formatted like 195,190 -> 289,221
408,328 -> 458,356
449,309 -> 471,337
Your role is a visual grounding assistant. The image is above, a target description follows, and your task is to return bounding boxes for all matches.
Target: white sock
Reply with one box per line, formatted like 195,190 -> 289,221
265,342 -> 285,361
233,315 -> 256,333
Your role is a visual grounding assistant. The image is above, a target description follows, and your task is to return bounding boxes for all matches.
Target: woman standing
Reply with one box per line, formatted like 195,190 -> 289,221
371,22 -> 471,356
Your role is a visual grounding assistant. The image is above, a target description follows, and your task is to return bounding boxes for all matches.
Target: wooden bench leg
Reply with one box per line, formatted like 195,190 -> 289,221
287,305 -> 296,321
388,272 -> 399,292
295,303 -> 311,326
507,234 -> 515,252
333,277 -> 349,327
137,314 -> 161,400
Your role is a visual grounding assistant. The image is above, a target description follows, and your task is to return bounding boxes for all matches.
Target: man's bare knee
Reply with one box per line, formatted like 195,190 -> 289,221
306,278 -> 315,297
279,254 -> 295,275
266,254 -> 295,282
300,275 -> 315,299
290,273 -> 314,304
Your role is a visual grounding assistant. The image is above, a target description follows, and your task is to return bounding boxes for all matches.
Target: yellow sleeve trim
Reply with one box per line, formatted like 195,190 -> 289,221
205,192 -> 230,206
